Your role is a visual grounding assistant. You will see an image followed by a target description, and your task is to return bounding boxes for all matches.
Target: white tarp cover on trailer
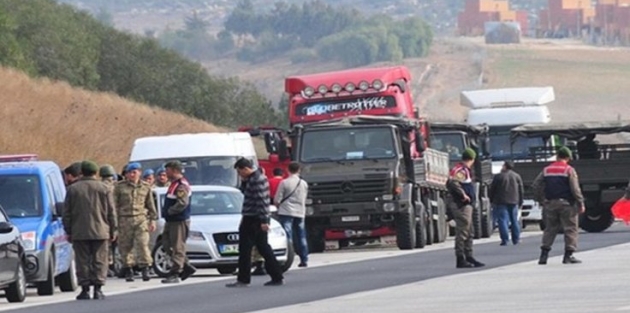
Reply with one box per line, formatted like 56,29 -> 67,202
461,87 -> 555,109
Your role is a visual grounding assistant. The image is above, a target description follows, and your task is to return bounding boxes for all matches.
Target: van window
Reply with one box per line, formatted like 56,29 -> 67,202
45,176 -> 56,209
0,175 -> 43,217
137,156 -> 239,187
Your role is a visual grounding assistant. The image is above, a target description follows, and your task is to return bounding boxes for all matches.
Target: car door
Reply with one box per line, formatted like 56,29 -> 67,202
46,173 -> 70,276
0,210 -> 17,283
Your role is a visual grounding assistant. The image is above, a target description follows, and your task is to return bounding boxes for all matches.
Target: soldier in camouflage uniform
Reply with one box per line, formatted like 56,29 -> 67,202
155,167 -> 170,188
99,165 -> 118,278
143,169 -> 155,186
114,162 -> 158,282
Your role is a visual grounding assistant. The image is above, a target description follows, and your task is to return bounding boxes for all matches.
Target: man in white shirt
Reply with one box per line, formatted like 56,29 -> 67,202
274,162 -> 309,267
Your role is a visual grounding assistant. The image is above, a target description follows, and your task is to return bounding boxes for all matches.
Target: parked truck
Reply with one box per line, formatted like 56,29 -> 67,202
253,66 -> 451,251
429,122 -> 495,239
463,87 -> 561,230
510,121 -> 630,233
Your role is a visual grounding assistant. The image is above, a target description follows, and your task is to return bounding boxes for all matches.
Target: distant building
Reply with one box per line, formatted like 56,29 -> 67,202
593,0 -> 630,45
458,0 -> 529,36
538,0 -> 595,38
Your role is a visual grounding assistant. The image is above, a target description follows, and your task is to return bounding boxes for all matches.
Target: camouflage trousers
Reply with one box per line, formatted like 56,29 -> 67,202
541,199 -> 579,252
118,216 -> 152,267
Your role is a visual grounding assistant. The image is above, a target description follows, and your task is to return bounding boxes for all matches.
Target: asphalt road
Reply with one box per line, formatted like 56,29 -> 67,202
5,224 -> 630,313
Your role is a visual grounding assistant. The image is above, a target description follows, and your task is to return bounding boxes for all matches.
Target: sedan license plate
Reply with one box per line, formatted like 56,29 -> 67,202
341,216 -> 360,222
219,244 -> 239,255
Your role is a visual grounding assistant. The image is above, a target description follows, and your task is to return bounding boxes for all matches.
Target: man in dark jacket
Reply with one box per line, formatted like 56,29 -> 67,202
446,148 -> 484,269
63,161 -> 117,300
226,158 -> 284,287
489,161 -> 524,246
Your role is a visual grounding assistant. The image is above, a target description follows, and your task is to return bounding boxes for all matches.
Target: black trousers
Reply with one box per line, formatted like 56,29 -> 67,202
237,216 -> 283,284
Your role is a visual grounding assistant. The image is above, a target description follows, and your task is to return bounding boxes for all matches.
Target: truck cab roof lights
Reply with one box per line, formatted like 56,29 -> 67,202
358,81 -> 369,91
303,86 -> 315,98
331,83 -> 342,93
345,82 -> 356,92
317,84 -> 328,94
372,79 -> 384,91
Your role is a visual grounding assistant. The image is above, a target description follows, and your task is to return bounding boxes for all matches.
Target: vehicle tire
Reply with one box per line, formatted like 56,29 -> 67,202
306,224 -> 325,253
339,240 -> 350,249
472,204 -> 482,240
481,198 -> 493,238
424,209 -> 434,247
36,257 -> 55,296
216,266 -> 237,275
396,211 -> 417,250
58,257 -> 78,292
579,208 -> 615,233
434,197 -> 447,243
151,241 -> 171,278
5,262 -> 26,303
281,241 -> 295,272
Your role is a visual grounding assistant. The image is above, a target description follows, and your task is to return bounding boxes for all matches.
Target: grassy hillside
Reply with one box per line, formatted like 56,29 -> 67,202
0,66 -> 266,171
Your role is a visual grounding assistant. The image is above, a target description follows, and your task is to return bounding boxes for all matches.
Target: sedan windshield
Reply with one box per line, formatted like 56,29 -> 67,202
300,127 -> 397,162
0,175 -> 42,217
160,190 -> 243,215
137,156 -> 238,187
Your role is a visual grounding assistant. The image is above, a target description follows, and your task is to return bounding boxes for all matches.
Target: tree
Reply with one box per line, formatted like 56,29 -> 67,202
0,8 -> 32,72
94,6 -> 113,27
184,10 -> 209,33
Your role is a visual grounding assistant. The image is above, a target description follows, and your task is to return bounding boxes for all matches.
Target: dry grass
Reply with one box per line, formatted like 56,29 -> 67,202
0,67 -> 265,171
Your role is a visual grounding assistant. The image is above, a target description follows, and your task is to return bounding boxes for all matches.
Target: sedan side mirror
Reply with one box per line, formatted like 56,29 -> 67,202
0,222 -> 14,234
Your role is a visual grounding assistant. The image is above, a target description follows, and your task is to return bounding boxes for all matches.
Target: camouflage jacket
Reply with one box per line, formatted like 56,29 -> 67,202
113,180 -> 157,220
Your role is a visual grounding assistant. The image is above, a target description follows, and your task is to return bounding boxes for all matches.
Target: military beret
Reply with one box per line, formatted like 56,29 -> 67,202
156,166 -> 166,174
81,160 -> 99,175
126,162 -> 142,171
165,160 -> 183,171
462,148 -> 477,161
143,169 -> 154,178
557,146 -> 573,160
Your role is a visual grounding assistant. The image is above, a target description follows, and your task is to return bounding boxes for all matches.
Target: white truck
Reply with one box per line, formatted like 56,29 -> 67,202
462,87 -> 560,229
128,132 -> 258,188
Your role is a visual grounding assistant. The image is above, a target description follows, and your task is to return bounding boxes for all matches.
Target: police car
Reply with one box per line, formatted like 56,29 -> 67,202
150,185 -> 294,276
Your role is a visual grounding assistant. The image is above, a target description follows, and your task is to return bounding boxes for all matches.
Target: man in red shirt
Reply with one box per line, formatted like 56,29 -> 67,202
269,168 -> 284,199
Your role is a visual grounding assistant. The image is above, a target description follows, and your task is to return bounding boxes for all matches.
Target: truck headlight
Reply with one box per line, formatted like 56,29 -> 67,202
383,203 -> 396,212
382,194 -> 394,201
188,231 -> 205,241
21,231 -> 37,251
305,198 -> 313,205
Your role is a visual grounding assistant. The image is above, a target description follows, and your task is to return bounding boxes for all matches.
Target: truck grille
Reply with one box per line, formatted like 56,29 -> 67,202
309,176 -> 389,204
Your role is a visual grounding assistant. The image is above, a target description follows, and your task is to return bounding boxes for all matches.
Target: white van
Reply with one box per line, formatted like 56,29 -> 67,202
128,132 -> 258,187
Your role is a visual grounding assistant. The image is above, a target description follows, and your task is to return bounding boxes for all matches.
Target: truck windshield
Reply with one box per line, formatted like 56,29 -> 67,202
430,133 -> 466,160
0,175 -> 42,217
489,131 -> 544,160
300,127 -> 397,162
160,190 -> 243,215
137,156 -> 238,187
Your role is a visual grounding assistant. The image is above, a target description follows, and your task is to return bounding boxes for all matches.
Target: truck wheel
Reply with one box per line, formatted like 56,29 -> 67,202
396,211 -> 417,250
434,197 -> 447,243
58,257 -> 78,292
423,197 -> 433,246
414,210 -> 427,249
36,257 -> 55,296
472,205 -> 482,239
579,209 -> 615,233
481,198 -> 493,238
307,225 -> 325,253
5,262 -> 26,303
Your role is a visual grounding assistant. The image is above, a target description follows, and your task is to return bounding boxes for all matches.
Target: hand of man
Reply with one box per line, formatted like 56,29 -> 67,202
462,194 -> 471,203
261,223 -> 270,232
579,205 -> 585,214
149,222 -> 156,233
110,235 -> 117,243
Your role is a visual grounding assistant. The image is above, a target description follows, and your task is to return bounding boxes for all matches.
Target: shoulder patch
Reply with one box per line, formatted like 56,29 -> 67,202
176,188 -> 187,198
455,171 -> 466,181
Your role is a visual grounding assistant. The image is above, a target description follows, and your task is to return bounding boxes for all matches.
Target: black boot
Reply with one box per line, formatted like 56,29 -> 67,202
563,251 -> 582,264
76,286 -> 91,300
161,272 -> 180,284
125,267 -> 134,282
252,261 -> 266,276
456,255 -> 474,268
179,262 -> 197,281
93,285 -> 105,300
465,256 -> 485,267
142,267 -> 151,282
538,249 -> 550,265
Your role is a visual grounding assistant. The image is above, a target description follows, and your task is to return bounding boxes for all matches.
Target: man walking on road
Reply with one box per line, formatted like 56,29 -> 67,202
63,161 -> 117,300
114,162 -> 158,282
532,147 -> 585,265
226,158 -> 284,287
446,148 -> 485,269
161,161 -> 196,283
489,161 -> 524,246
274,162 -> 309,267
